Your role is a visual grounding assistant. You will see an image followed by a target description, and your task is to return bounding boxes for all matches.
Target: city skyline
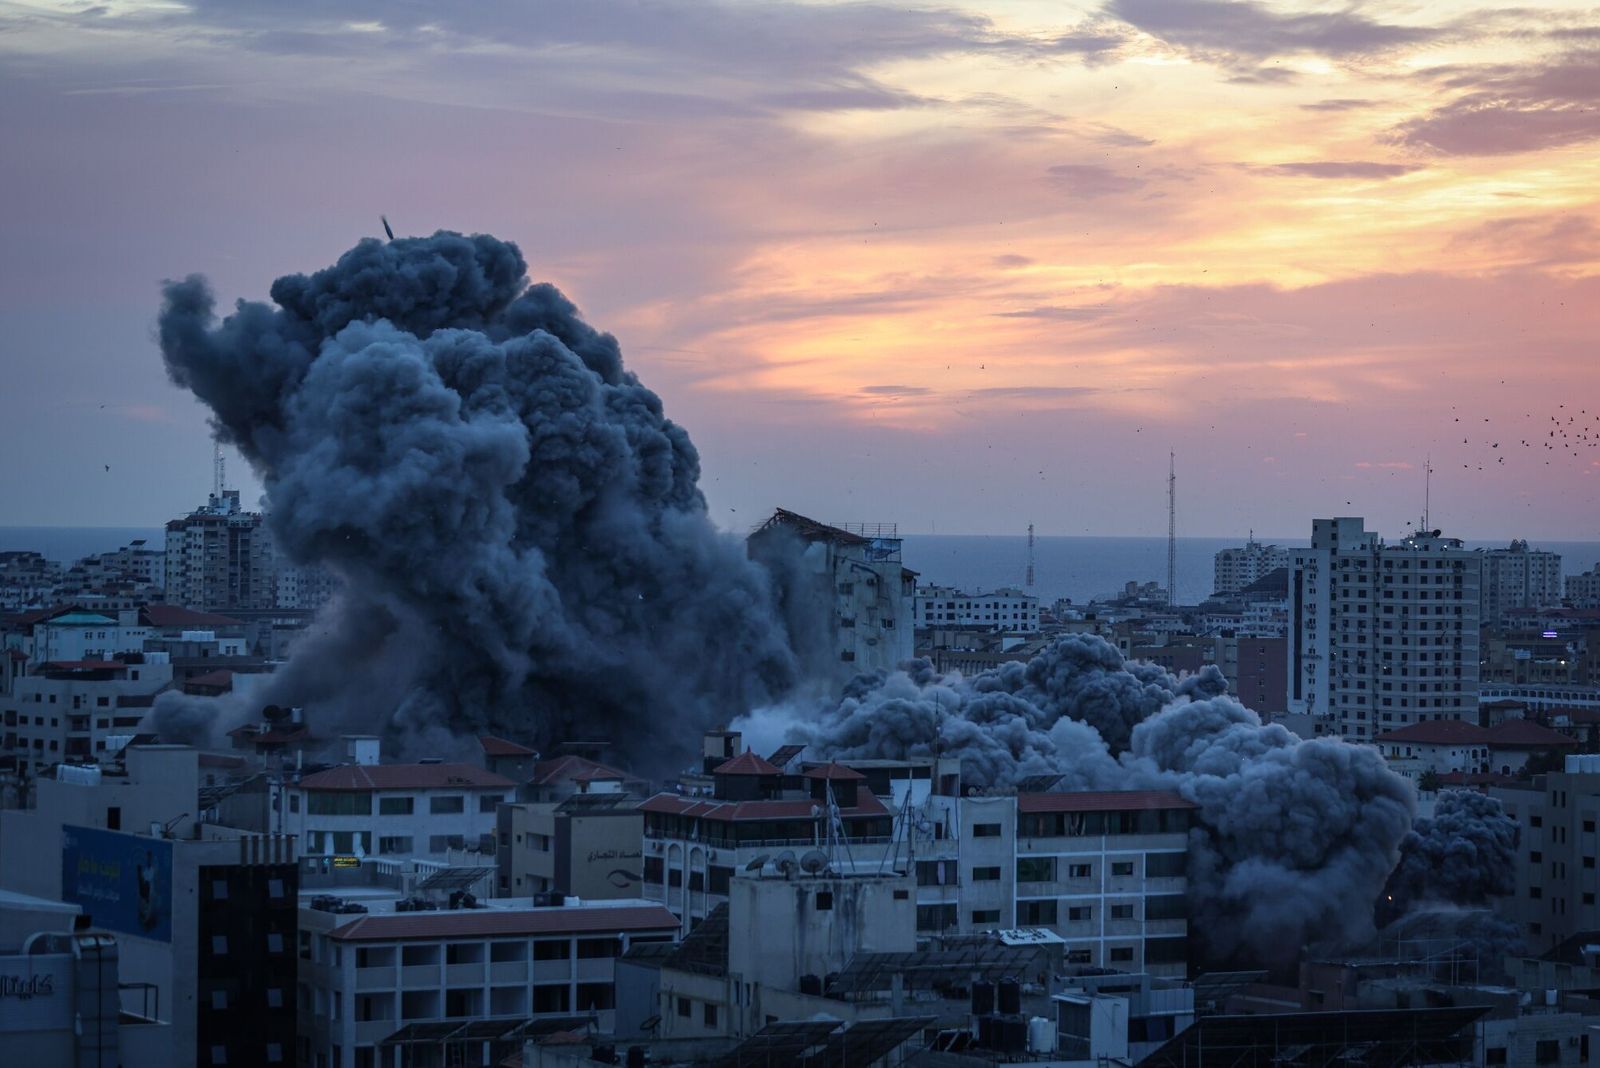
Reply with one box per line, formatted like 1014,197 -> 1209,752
2,1 -> 1598,537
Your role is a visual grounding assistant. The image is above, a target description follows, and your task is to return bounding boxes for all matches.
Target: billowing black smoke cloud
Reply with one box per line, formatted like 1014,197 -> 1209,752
153,232 -> 797,765
784,635 -> 1418,964
1379,790 -> 1519,926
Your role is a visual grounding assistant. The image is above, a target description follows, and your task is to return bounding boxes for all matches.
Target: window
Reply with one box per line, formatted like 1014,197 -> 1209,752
1068,864 -> 1092,879
1111,904 -> 1135,920
1536,1039 -> 1559,1064
479,793 -> 504,813
916,860 -> 958,886
1146,851 -> 1186,878
1018,900 -> 1057,925
1146,894 -> 1188,921
1016,857 -> 1055,883
430,795 -> 465,815
815,891 -> 833,911
308,792 -> 373,816
1110,861 -> 1136,877
577,938 -> 622,959
677,997 -> 691,1018
1067,906 -> 1092,922
379,796 -> 414,816
971,866 -> 1001,882
534,941 -> 570,961
1109,947 -> 1134,963
533,986 -> 570,1013
972,823 -> 1001,838
288,795 -> 300,814
107,806 -> 121,830
971,909 -> 1001,925
429,835 -> 465,853
916,904 -> 957,932
379,836 -> 413,856
703,1002 -> 718,1027
1067,949 -> 1092,964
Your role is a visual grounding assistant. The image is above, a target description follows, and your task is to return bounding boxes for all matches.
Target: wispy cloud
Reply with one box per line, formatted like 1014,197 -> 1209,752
1253,161 -> 1421,179
1393,53 -> 1600,155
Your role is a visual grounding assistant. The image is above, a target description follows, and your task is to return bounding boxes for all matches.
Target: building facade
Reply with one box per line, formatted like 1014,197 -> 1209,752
165,490 -> 276,613
1287,518 -> 1482,741
1213,537 -> 1290,597
297,900 -> 679,1067
747,509 -> 915,679
284,756 -> 514,863
2,655 -> 173,770
1490,759 -> 1600,955
1479,541 -> 1563,628
915,586 -> 1041,633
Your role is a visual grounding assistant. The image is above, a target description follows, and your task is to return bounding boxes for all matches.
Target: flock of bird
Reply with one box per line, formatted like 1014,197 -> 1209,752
1452,403 -> 1600,472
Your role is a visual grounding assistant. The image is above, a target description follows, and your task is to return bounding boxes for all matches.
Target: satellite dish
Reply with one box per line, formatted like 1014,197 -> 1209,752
744,854 -> 771,873
800,850 -> 829,875
773,851 -> 798,878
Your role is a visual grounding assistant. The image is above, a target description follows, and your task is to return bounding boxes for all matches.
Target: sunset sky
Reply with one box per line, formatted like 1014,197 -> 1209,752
2,0 -> 1597,538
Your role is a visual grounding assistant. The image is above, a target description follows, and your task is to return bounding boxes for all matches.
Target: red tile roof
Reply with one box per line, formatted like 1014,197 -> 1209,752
1017,790 -> 1196,814
530,755 -> 630,786
802,762 -> 866,781
712,752 -> 782,776
326,904 -> 679,942
479,735 -> 538,758
1374,720 -> 1490,746
640,790 -> 889,822
1485,719 -> 1578,749
40,660 -> 124,672
297,763 -> 514,792
141,605 -> 242,628
186,669 -> 235,688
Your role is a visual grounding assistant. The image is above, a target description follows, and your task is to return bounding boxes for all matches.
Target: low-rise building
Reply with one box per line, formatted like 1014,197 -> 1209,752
640,754 -> 894,932
915,585 -> 1041,633
284,747 -> 513,863
2,654 -> 173,770
297,895 -> 678,1066
0,745 -> 299,1068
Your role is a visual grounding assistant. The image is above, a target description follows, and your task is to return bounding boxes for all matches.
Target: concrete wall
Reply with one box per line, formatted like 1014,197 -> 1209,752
727,872 -> 916,992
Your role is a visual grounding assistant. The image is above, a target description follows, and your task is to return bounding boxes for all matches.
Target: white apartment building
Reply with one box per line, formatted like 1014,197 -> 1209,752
1568,567 -> 1600,610
1287,518 -> 1482,742
297,897 -> 679,1068
915,585 -> 1041,633
165,489 -> 276,613
1479,541 -> 1563,627
284,750 -> 513,862
13,606 -> 152,663
747,510 -> 915,678
1213,536 -> 1290,597
2,655 -> 173,769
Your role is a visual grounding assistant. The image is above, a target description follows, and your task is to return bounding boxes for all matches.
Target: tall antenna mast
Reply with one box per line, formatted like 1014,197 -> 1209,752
1025,523 -> 1035,587
213,441 -> 226,498
1166,451 -> 1177,606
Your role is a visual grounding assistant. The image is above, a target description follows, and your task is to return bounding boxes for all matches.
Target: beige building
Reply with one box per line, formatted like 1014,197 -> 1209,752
1490,757 -> 1600,954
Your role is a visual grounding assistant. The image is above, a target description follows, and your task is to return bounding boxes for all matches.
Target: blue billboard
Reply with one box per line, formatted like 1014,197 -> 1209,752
61,826 -> 172,943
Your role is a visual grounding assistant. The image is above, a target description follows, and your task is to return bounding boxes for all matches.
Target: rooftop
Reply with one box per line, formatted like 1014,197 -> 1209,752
1374,720 -> 1490,746
1484,719 -> 1577,748
640,790 -> 888,822
325,903 -> 678,943
750,508 -> 867,546
801,762 -> 867,781
529,755 -> 631,786
1017,789 -> 1196,814
478,735 -> 538,758
297,763 -> 515,792
140,605 -> 243,628
712,751 -> 783,776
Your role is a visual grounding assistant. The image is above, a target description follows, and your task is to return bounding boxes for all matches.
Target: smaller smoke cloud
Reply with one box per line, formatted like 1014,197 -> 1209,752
1379,789 -> 1519,925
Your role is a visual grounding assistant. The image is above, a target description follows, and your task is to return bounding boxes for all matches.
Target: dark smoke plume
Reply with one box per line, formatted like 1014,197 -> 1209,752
1379,790 -> 1519,926
153,232 -> 797,765
783,635 -> 1417,964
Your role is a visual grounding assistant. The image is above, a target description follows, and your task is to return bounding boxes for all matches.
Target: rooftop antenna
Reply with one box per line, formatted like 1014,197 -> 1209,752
1025,523 -> 1035,588
1166,450 -> 1177,606
213,441 -> 225,498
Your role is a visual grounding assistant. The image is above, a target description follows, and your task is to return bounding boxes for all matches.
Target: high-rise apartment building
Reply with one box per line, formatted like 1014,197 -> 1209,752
164,490 -> 275,613
1213,536 -> 1290,597
1479,541 -> 1562,628
1287,518 -> 1481,741
914,585 -> 1041,632
747,509 -> 915,678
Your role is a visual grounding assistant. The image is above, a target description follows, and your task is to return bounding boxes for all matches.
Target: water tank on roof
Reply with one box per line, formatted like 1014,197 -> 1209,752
1027,1017 -> 1054,1054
